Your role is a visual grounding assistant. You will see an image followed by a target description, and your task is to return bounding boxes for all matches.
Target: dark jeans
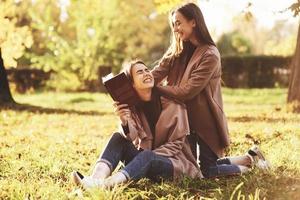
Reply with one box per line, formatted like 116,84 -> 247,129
188,132 -> 241,178
97,132 -> 173,182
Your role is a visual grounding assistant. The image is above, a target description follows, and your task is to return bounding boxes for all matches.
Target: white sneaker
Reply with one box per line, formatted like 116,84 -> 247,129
256,159 -> 270,170
71,171 -> 105,189
81,176 -> 105,189
71,171 -> 83,186
248,146 -> 271,170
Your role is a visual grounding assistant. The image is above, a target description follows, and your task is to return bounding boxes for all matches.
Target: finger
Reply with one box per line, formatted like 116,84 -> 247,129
117,110 -> 128,116
116,106 -> 129,112
117,104 -> 129,109
118,109 -> 127,114
113,102 -> 119,107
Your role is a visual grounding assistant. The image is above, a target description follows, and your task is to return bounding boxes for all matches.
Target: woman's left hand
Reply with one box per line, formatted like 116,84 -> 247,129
113,101 -> 131,125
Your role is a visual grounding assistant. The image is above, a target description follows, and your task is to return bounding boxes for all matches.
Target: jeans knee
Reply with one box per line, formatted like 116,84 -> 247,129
138,150 -> 156,161
107,132 -> 127,146
111,132 -> 123,141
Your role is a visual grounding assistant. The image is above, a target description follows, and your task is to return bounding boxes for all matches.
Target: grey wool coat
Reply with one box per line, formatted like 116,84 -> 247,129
152,44 -> 230,157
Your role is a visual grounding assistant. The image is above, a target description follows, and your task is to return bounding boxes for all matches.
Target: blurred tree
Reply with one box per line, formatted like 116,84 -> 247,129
0,50 -> 14,104
287,1 -> 300,112
233,1 -> 300,112
226,17 -> 297,56
287,19 -> 300,111
0,0 -> 33,104
27,0 -> 169,91
217,31 -> 252,55
263,21 -> 297,56
153,0 -> 192,13
231,15 -> 269,55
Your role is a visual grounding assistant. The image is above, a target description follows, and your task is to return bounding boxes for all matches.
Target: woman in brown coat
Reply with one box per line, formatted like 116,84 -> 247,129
72,60 -> 201,189
152,3 -> 269,177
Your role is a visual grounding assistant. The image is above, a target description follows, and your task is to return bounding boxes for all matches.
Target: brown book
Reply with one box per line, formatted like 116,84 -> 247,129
102,72 -> 140,106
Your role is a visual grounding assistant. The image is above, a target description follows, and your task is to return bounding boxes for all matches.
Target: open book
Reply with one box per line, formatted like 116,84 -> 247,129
102,72 -> 140,106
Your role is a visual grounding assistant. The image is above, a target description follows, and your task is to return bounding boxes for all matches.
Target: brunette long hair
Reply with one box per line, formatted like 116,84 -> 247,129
163,3 -> 215,59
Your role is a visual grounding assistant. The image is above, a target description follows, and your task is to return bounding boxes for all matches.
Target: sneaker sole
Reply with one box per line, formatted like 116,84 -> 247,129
71,171 -> 82,186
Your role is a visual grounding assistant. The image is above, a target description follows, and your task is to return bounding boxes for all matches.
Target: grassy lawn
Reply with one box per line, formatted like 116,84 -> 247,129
0,88 -> 299,199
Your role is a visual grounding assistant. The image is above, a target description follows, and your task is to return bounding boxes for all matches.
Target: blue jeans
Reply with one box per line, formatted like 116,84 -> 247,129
188,132 -> 241,178
97,132 -> 173,182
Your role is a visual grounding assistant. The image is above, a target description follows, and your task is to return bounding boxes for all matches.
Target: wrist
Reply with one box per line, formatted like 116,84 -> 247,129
121,120 -> 128,126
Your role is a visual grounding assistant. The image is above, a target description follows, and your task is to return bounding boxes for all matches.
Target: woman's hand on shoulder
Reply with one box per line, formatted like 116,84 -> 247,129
113,101 -> 131,125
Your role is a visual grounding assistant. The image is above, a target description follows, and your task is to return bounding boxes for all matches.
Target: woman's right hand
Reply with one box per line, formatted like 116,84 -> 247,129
113,102 -> 131,125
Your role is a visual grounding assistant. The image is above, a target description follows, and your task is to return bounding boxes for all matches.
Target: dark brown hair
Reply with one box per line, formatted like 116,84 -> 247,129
122,60 -> 146,83
163,3 -> 215,59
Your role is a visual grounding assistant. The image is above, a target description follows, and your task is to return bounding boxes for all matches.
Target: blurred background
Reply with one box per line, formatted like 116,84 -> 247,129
0,0 -> 298,92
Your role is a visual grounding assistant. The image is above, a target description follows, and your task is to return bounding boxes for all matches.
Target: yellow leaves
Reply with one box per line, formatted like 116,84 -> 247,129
24,33 -> 34,48
154,0 -> 181,13
289,0 -> 300,17
0,1 -> 17,19
0,1 -> 33,67
154,0 -> 197,14
0,24 -> 33,67
264,35 -> 297,56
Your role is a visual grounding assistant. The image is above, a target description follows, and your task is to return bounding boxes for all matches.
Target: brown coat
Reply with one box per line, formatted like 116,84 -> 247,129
119,97 -> 202,180
152,45 -> 230,157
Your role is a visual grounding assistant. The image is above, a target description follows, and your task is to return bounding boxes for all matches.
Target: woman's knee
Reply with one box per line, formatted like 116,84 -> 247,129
110,132 -> 125,141
136,151 -> 170,169
136,150 -> 156,162
105,132 -> 127,147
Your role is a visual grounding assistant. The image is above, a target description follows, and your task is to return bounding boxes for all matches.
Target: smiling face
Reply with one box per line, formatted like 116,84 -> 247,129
172,11 -> 196,41
131,63 -> 154,91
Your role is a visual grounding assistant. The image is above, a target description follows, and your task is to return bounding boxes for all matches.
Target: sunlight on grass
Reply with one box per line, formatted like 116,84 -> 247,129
1,88 -> 299,199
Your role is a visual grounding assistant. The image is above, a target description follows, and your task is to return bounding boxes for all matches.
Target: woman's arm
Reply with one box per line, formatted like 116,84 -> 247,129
156,52 -> 219,102
114,102 -> 138,141
151,57 -> 172,84
118,118 -> 139,141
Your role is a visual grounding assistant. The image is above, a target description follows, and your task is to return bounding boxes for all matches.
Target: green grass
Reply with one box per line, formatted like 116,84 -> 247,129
1,88 -> 299,199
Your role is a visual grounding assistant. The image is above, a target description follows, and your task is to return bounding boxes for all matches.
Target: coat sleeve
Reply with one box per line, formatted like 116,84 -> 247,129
156,51 -> 219,102
151,57 -> 172,84
118,118 -> 139,141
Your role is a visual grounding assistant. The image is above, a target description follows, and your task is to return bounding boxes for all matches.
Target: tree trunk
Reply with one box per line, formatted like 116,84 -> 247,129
0,49 -> 15,104
287,22 -> 300,112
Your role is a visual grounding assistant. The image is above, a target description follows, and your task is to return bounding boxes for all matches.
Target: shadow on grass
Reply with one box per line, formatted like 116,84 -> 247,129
0,102 -> 112,116
228,116 -> 299,123
68,97 -> 95,104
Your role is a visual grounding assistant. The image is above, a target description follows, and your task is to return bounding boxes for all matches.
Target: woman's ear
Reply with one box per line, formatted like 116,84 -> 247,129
191,19 -> 196,27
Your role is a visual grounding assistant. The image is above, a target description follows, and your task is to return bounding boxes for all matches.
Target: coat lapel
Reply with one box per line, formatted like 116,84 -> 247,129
138,110 -> 153,140
180,45 -> 209,85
